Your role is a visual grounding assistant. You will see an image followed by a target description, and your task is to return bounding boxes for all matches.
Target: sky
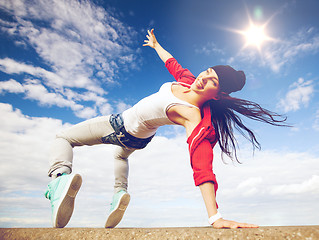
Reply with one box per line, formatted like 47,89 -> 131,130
0,0 -> 318,228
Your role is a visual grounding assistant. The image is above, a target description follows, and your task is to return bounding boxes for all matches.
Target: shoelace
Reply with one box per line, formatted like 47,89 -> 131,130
45,175 -> 63,200
45,186 -> 52,200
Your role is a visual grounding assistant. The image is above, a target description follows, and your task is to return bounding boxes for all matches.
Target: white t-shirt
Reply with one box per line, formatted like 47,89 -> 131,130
122,82 -> 198,138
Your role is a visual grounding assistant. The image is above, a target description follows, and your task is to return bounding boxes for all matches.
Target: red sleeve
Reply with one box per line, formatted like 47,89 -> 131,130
190,139 -> 219,208
190,139 -> 218,208
165,58 -> 196,86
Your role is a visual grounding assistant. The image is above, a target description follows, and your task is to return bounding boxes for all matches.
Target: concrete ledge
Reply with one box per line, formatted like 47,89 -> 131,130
1,226 -> 318,240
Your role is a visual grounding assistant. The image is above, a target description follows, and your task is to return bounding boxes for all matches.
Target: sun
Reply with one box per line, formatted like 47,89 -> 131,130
224,20 -> 273,52
226,20 -> 275,53
243,23 -> 267,48
235,20 -> 274,52
221,7 -> 279,54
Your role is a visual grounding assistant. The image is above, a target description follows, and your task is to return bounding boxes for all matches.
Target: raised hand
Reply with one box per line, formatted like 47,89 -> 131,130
143,29 -> 173,63
143,29 -> 158,48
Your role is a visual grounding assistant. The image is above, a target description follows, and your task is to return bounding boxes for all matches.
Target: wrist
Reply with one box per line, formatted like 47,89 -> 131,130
208,211 -> 222,225
153,42 -> 161,50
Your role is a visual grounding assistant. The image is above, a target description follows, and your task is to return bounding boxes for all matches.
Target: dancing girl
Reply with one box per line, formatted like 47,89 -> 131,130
45,29 -> 286,229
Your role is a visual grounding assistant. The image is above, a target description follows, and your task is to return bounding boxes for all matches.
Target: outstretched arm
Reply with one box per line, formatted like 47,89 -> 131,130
184,119 -> 259,229
143,29 -> 173,63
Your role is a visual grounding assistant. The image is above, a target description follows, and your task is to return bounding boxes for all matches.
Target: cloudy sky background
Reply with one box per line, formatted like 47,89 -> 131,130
0,0 -> 318,228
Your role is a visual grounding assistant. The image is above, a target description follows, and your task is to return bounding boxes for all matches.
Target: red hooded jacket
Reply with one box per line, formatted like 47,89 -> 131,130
165,58 -> 219,198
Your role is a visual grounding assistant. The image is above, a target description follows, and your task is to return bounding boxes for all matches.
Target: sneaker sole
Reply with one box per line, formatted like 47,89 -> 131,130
54,174 -> 82,228
105,193 -> 130,228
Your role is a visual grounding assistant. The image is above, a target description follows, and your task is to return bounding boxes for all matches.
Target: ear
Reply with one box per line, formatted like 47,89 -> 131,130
216,91 -> 229,100
211,96 -> 220,100
212,92 -> 222,100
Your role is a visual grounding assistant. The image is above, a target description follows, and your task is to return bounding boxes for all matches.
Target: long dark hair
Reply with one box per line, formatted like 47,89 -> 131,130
208,94 -> 289,163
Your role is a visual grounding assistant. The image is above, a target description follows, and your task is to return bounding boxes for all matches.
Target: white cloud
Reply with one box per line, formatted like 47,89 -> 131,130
215,148 -> 319,226
0,0 -> 140,118
116,101 -> 132,113
270,175 -> 319,195
23,79 -> 76,107
0,79 -> 24,93
232,27 -> 319,72
216,149 -> 319,200
0,58 -> 66,90
0,103 -> 318,227
0,0 -> 138,84
74,106 -> 96,119
194,42 -> 225,56
0,78 -> 99,119
0,103 -> 63,192
236,177 -> 263,197
282,28 -> 319,59
277,78 -> 314,112
266,28 -> 319,72
0,78 -> 115,120
273,29 -> 319,71
98,104 -> 113,116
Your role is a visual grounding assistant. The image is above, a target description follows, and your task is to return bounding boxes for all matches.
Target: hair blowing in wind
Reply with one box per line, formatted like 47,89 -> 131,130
209,94 -> 290,163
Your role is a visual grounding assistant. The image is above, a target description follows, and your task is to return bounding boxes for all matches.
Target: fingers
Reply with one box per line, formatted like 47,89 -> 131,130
147,29 -> 155,37
234,222 -> 259,228
213,219 -> 259,229
243,223 -> 259,228
143,29 -> 155,47
144,33 -> 150,40
143,33 -> 151,47
229,222 -> 258,229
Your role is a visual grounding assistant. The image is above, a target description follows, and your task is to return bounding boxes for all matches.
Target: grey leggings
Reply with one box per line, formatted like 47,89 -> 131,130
48,115 -> 135,193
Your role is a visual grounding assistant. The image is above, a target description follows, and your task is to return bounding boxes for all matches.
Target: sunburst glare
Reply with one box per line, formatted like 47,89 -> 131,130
223,6 -> 279,54
243,23 -> 267,48
229,20 -> 275,53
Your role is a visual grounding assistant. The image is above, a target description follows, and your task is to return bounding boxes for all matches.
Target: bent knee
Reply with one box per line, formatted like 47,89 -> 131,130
55,130 -> 77,147
113,147 -> 134,161
113,151 -> 128,161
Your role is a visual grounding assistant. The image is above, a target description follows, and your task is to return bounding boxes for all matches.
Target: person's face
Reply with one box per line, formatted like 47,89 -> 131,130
191,68 -> 220,100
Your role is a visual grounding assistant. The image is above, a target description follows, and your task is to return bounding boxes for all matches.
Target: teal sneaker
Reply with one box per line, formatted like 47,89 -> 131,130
105,190 -> 130,228
45,173 -> 82,228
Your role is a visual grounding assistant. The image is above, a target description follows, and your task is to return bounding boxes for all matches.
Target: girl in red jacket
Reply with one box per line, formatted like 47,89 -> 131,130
45,29 -> 286,229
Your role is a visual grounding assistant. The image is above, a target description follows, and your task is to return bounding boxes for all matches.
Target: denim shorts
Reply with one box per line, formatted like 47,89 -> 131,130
101,114 -> 154,149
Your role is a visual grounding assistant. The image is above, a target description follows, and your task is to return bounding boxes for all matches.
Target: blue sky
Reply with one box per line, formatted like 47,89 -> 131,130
0,0 -> 318,228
